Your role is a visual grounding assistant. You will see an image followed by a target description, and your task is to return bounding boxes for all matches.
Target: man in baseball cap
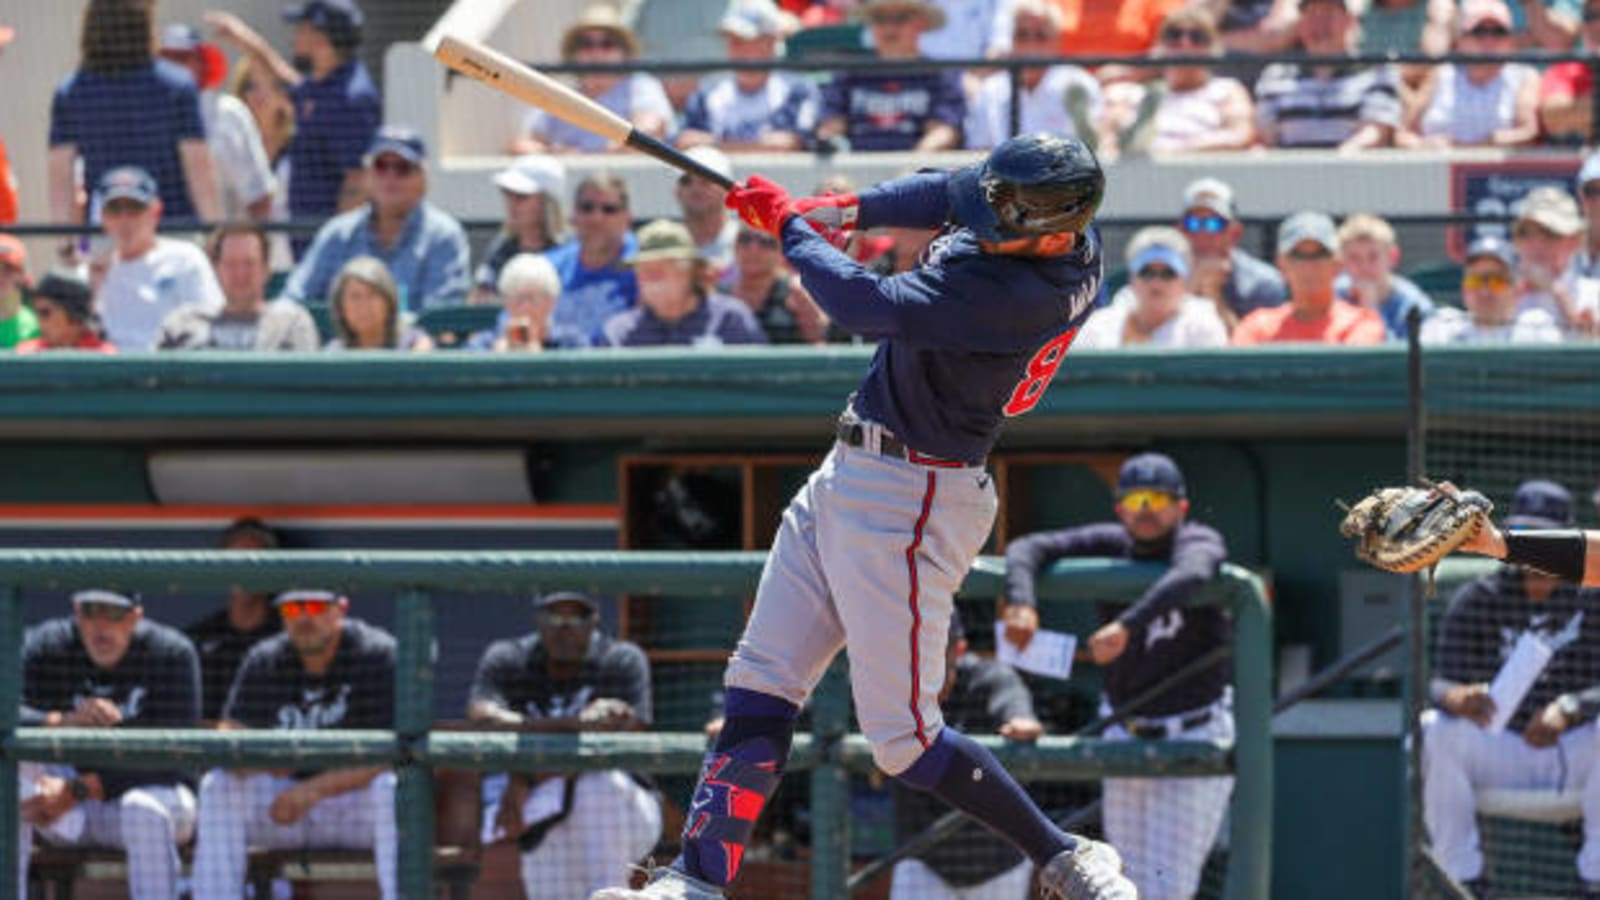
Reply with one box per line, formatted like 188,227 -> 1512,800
678,0 -> 817,153
282,124 -> 471,311
1177,177 -> 1287,329
468,592 -> 660,898
96,166 -> 227,350
1232,211 -> 1387,346
0,233 -> 38,349
1509,186 -> 1595,332
1422,236 -> 1563,345
207,1 -> 378,229
475,155 -> 570,300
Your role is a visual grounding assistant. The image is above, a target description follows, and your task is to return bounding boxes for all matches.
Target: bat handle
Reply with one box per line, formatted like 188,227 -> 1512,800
625,132 -> 738,191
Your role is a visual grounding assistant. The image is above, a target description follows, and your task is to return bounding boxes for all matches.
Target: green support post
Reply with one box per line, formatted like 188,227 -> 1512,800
1225,567 -> 1273,900
394,590 -> 436,899
0,588 -> 19,900
810,660 -> 850,900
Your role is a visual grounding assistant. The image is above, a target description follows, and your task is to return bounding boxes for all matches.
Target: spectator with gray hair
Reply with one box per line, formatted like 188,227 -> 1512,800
473,155 -> 570,303
468,253 -> 567,353
1079,227 -> 1229,349
1510,186 -> 1597,335
324,256 -> 433,351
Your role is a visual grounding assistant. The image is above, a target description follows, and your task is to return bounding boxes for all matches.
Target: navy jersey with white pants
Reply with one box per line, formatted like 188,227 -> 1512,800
635,164 -> 1110,899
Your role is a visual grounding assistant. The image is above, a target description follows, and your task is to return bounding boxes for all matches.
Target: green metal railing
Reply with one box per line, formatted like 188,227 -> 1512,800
0,550 -> 1271,899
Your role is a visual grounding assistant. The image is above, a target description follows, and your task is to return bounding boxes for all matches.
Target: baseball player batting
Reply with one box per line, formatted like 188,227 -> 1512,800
592,133 -> 1135,900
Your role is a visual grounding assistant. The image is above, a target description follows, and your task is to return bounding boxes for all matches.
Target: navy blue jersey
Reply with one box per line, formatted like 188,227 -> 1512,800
223,618 -> 395,731
469,631 -> 653,727
779,170 -> 1102,463
1005,521 -> 1231,715
21,617 -> 201,797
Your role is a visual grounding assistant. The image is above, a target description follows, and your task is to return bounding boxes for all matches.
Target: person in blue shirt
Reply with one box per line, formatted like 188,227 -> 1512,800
678,0 -> 821,153
545,173 -> 639,347
816,0 -> 965,152
1333,212 -> 1435,339
208,1 -> 381,231
603,220 -> 767,348
281,126 -> 470,310
49,0 -> 220,235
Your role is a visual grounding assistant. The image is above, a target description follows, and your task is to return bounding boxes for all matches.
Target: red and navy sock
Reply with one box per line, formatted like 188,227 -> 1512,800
896,726 -> 1075,866
675,687 -> 799,886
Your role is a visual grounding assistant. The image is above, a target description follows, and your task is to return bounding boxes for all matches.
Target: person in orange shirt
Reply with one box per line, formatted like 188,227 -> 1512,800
1032,0 -> 1189,58
1231,211 -> 1388,346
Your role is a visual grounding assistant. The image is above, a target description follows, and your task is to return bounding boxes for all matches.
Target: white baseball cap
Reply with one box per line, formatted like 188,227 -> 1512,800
494,154 -> 567,198
683,145 -> 735,183
1182,177 -> 1236,220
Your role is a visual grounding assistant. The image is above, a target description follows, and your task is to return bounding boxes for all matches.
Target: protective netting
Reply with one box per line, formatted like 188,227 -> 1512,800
1417,346 -> 1600,899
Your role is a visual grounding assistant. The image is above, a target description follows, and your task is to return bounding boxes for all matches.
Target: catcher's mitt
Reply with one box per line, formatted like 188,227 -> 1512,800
1339,481 -> 1493,582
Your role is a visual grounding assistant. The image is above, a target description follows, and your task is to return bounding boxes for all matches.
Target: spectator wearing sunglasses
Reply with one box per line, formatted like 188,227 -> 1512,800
468,592 -> 660,898
1232,210 -> 1386,345
1421,235 -> 1562,344
1254,0 -> 1402,150
193,589 -> 398,899
1177,177 -> 1287,331
282,126 -> 470,311
678,0 -> 820,153
1332,213 -> 1434,339
17,589 -> 201,900
965,2 -> 1101,150
603,220 -> 767,348
721,223 -> 831,344
816,0 -> 965,152
1003,453 -> 1233,900
1400,0 -> 1540,148
1103,8 -> 1254,158
1537,0 -> 1600,143
1509,186 -> 1598,334
546,172 -> 639,347
1077,226 -> 1228,349
674,146 -> 740,281
511,5 -> 672,155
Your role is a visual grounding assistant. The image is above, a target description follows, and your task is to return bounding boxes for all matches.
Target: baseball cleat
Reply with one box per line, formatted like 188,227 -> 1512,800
589,868 -> 725,899
1038,839 -> 1138,900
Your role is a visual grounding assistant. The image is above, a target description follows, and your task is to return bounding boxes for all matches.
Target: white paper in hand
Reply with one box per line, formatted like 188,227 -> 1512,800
994,622 -> 1076,680
1487,631 -> 1554,733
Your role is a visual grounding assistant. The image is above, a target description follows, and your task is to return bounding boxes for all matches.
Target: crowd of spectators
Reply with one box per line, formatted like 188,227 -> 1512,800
3,0 -> 1600,355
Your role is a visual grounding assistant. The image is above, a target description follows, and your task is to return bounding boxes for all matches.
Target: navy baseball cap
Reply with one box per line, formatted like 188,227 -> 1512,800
274,588 -> 340,606
1117,453 -> 1186,498
98,166 -> 159,206
1465,234 -> 1516,269
284,0 -> 364,30
1505,479 -> 1575,530
72,589 -> 140,609
366,126 -> 427,165
533,591 -> 598,613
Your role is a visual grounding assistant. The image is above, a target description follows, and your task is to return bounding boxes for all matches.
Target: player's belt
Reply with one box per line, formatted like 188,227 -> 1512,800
835,419 -> 977,468
1122,708 -> 1214,741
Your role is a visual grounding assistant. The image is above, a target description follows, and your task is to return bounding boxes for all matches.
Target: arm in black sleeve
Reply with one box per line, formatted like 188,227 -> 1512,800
614,641 -> 653,728
18,627 -> 57,726
1003,524 -> 1130,608
221,646 -> 270,727
98,634 -> 201,799
1117,525 -> 1229,631
467,640 -> 518,712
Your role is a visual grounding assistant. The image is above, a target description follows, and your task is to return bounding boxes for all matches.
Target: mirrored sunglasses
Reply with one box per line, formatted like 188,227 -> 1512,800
1118,489 -> 1175,512
1181,214 -> 1228,234
279,599 -> 333,620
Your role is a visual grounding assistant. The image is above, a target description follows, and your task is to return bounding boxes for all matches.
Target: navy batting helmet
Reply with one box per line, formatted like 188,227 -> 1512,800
948,134 -> 1104,241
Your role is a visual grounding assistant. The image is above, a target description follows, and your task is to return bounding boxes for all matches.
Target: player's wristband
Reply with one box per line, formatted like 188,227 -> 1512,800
1503,529 -> 1586,582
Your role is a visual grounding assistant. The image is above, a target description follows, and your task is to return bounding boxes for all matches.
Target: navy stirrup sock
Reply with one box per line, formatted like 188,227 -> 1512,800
676,688 -> 799,886
897,726 -> 1074,866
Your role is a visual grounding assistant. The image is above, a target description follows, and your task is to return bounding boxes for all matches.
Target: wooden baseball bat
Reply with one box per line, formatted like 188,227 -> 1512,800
434,34 -> 737,190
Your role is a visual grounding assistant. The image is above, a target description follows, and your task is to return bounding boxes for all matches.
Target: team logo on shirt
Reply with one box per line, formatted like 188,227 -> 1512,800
276,684 -> 353,729
73,681 -> 146,721
1145,610 -> 1185,651
523,686 -> 594,721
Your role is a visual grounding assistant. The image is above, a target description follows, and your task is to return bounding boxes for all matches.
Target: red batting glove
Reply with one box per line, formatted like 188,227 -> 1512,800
725,175 -> 797,238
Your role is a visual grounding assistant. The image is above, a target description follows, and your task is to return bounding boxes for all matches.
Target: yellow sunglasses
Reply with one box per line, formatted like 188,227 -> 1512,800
1118,489 -> 1175,512
1462,272 -> 1511,292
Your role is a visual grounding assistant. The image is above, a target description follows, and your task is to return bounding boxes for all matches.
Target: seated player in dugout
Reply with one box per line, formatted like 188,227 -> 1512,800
1423,479 -> 1600,899
184,517 -> 284,723
191,589 -> 398,900
1004,453 -> 1234,900
467,591 -> 661,899
17,589 -> 201,900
